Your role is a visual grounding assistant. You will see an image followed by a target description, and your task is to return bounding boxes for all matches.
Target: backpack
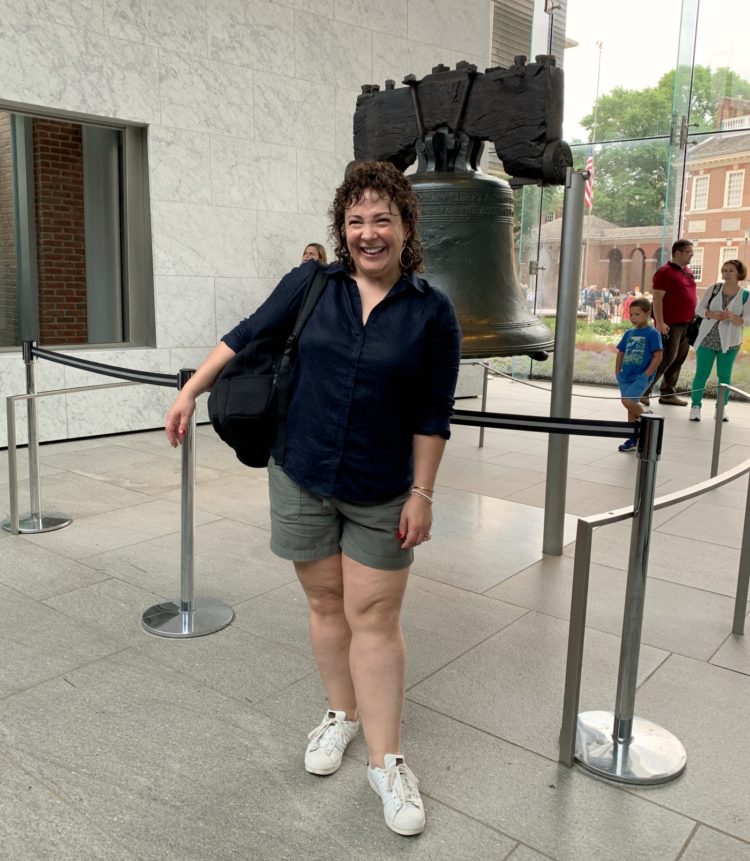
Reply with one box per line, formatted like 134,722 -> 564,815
207,266 -> 328,467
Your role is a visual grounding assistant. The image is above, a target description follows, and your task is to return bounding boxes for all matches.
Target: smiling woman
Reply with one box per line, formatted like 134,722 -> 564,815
165,159 -> 461,838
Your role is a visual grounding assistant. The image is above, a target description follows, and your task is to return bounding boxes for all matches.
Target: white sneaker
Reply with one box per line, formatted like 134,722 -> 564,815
716,408 -> 729,422
368,754 -> 425,836
304,709 -> 359,775
689,406 -> 701,422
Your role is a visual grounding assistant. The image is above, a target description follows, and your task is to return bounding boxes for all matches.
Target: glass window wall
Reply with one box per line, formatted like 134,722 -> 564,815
505,0 -> 750,386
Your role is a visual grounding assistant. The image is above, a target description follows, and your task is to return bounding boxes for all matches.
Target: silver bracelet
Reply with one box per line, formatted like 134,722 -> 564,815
410,488 -> 433,505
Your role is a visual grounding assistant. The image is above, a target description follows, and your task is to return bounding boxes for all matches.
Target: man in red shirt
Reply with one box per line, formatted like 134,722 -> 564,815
641,239 -> 696,406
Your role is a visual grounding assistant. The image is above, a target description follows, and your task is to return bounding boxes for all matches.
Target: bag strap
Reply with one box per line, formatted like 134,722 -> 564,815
274,264 -> 329,464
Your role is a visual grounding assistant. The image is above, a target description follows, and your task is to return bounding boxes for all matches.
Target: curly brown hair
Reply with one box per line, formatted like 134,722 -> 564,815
328,160 -> 424,273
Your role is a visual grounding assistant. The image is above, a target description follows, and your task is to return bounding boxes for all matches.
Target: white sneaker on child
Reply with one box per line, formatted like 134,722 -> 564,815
304,709 -> 359,775
689,406 -> 701,422
368,754 -> 425,836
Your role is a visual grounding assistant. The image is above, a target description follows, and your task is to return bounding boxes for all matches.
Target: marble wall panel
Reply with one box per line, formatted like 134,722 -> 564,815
57,347 -> 173,438
0,354 -> 68,446
254,72 -> 334,152
407,0 -> 492,56
214,278 -> 277,341
102,0 -> 207,56
334,86 -> 358,158
441,47 -> 491,72
294,11 -> 371,89
296,151 -> 348,216
152,202 -> 257,278
277,0 -> 333,14
159,50 -> 254,138
21,0 -> 104,32
371,31 -> 442,89
64,379 -> 173,439
154,277 -> 216,350
148,126 -> 212,205
334,0 -> 406,38
256,211 -> 329,281
0,14 -> 160,123
211,136 -> 297,211
208,0 -> 295,72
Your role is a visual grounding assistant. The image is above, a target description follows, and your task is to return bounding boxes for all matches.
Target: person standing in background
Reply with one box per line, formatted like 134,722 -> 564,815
641,239 -> 696,406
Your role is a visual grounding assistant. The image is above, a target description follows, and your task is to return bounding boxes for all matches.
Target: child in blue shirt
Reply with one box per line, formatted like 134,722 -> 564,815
615,297 -> 663,452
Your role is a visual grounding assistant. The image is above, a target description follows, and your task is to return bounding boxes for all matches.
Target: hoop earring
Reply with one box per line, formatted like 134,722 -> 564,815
400,244 -> 414,270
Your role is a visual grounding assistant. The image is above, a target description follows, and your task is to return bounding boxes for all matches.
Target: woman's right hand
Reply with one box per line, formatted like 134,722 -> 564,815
165,390 -> 197,447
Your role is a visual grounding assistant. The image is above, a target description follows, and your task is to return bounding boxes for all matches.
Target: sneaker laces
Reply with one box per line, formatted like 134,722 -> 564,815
307,715 -> 345,755
385,761 -> 421,810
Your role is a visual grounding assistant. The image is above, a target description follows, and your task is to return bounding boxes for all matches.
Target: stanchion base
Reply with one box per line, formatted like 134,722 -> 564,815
575,710 -> 687,785
1,512 -> 72,534
141,598 -> 234,638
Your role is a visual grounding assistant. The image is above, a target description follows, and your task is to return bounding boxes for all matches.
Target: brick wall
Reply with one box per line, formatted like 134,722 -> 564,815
32,119 -> 87,345
0,112 -> 18,346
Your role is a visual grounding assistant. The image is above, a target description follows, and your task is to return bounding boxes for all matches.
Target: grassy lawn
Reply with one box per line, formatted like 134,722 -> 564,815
490,318 -> 750,398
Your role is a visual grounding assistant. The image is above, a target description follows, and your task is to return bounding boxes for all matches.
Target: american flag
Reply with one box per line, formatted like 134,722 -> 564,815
584,153 -> 594,210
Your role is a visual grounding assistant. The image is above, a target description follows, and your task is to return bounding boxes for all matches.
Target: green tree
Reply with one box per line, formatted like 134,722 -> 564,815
577,66 -> 750,227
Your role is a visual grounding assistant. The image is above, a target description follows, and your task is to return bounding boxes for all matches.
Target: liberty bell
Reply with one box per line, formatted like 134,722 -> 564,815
353,57 -> 572,359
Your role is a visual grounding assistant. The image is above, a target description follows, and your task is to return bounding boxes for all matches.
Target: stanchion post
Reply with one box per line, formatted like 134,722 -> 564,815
575,414 -> 687,784
543,168 -> 586,555
179,368 -> 196,616
478,364 -> 489,448
733,472 -> 750,635
559,517 -> 595,767
1,341 -> 71,534
141,369 -> 235,639
6,397 -> 19,534
711,383 -> 726,478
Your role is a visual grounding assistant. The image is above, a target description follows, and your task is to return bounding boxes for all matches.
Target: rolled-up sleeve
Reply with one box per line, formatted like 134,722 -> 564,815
413,294 -> 462,438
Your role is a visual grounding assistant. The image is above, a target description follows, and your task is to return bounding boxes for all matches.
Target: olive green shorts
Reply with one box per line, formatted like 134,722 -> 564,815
267,460 -> 414,571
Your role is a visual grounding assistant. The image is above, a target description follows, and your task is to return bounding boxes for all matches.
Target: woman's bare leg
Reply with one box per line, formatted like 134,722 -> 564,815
342,553 -> 410,767
295,554 -> 358,719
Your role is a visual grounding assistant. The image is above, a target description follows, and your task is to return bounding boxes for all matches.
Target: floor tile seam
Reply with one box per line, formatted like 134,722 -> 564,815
403,697 -> 571,767
187,511 -> 272,532
38,573 -> 170,611
505,843 -> 557,861
0,747 -> 146,860
707,655 -> 750,679
477,592 -> 727,662
0,644 -> 133,704
44,510 -> 239,561
403,609 -> 532,693
39,467 -> 179,495
617,785 -> 750,846
0,570 -> 112,605
673,822 -> 700,861
131,642 -> 319,708
559,553 -> 745,603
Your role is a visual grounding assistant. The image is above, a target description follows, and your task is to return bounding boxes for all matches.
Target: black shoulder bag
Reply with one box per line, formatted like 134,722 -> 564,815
207,266 -> 328,467
687,282 -> 721,347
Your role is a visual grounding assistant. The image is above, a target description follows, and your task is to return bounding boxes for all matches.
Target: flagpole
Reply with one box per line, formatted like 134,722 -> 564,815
583,41 -> 603,309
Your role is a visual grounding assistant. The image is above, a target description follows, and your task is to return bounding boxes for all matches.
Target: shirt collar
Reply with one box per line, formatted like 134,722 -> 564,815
329,261 -> 425,294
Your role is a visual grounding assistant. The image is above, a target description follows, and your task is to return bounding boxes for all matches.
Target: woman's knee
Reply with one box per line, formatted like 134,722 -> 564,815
345,594 -> 403,633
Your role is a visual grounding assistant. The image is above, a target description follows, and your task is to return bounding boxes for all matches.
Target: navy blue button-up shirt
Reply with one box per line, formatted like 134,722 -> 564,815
222,261 -> 461,503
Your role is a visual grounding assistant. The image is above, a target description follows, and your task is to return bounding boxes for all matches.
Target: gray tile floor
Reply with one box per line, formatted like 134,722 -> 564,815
1,375 -> 750,860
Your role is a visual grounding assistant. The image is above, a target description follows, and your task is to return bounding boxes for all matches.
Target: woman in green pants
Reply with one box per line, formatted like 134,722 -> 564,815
689,259 -> 749,422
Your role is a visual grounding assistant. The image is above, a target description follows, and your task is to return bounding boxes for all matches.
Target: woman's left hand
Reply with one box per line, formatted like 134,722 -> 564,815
398,494 -> 433,549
